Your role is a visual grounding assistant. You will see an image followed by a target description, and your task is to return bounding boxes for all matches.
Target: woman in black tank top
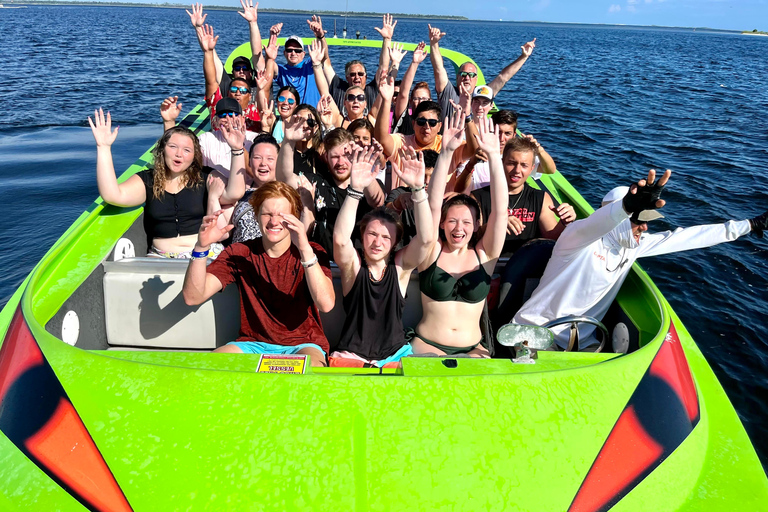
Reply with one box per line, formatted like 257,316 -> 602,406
331,145 -> 434,367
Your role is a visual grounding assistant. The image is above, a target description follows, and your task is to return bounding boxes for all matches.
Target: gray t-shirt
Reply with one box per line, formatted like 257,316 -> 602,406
437,84 -> 460,120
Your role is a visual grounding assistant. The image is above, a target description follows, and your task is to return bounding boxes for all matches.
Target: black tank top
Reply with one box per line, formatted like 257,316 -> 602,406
336,259 -> 406,360
473,183 -> 546,256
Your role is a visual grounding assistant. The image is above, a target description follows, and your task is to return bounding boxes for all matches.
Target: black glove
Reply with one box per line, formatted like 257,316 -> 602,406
749,210 -> 767,238
623,180 -> 665,215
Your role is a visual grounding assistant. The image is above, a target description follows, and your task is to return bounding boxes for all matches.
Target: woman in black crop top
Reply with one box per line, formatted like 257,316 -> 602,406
331,145 -> 434,368
411,111 -> 510,357
89,107 -> 246,257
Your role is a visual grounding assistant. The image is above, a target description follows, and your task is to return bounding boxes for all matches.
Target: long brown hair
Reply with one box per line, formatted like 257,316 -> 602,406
150,126 -> 204,199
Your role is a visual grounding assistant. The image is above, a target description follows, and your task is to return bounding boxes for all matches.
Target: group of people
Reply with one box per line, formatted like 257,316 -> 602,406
89,4 -> 768,367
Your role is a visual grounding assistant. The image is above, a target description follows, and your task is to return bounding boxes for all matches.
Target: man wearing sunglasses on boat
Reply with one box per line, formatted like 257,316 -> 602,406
428,24 -> 535,120
262,25 -> 323,108
509,170 -> 767,351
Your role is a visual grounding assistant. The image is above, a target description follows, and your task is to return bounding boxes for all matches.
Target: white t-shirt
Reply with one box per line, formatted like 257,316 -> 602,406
199,129 -> 257,179
455,155 -> 541,191
513,199 -> 751,348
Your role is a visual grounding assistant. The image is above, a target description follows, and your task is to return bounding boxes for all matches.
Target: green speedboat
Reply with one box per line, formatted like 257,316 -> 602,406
1,39 -> 766,512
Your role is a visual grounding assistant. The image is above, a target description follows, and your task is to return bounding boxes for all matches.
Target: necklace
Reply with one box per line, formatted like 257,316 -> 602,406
368,264 -> 387,283
508,190 -> 524,213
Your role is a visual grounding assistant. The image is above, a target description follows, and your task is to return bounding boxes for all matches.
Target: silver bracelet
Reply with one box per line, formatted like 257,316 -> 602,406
301,254 -> 319,268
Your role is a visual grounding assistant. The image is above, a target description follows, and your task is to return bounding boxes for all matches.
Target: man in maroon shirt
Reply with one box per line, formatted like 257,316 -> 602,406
182,181 -> 336,366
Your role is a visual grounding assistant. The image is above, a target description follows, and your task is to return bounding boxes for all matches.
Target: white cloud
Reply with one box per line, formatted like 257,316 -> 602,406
609,4 -> 621,12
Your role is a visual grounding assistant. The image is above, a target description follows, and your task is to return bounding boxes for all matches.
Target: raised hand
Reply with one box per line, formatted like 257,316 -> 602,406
283,114 -> 313,143
219,115 -> 246,150
297,174 -> 316,211
749,210 -> 768,238
88,108 -> 119,147
378,73 -> 395,101
551,202 -> 576,225
428,24 -> 445,45
521,133 -> 542,150
198,24 -> 218,51
623,169 -> 672,215
507,215 -> 524,236
441,109 -> 465,152
186,3 -> 207,28
308,39 -> 323,64
393,147 -> 425,189
270,23 -> 283,37
349,145 -> 382,191
307,15 -> 326,38
237,0 -> 258,23
316,94 -> 335,127
198,211 -> 233,248
207,173 -> 226,200
374,13 -> 397,40
280,212 -> 310,250
260,99 -> 276,129
388,42 -> 407,67
521,38 -> 536,58
412,41 -> 427,64
473,116 -> 501,155
264,33 -> 278,61
254,68 -> 269,91
160,96 -> 183,123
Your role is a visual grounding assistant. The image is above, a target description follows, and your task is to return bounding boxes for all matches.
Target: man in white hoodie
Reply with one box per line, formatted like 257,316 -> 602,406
512,169 -> 767,350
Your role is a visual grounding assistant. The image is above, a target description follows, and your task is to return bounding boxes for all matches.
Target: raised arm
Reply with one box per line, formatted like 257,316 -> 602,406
182,211 -> 228,306
282,212 -> 335,313
427,108 -> 465,241
374,74 -> 397,156
187,4 -> 224,82
334,146 -> 381,293
373,13 -> 397,77
263,27 -> 281,83
395,41 -> 426,120
488,38 -> 535,96
238,0 -> 263,70
88,108 -> 146,207
276,116 -> 313,189
427,24 -> 449,94
160,96 -> 183,131
199,24 -> 220,100
522,133 -> 556,175
393,148 -> 434,273
216,116 -> 248,204
474,117 -> 507,260
308,40 -> 329,97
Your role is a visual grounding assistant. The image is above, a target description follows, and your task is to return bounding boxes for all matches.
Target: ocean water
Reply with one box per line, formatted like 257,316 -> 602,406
1,6 -> 767,466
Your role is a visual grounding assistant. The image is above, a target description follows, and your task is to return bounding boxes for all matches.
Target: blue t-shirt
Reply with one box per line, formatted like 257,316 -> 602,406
277,57 -> 321,107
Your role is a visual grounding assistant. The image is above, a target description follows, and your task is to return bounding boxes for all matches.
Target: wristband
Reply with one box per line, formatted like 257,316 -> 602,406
346,187 -> 365,200
411,193 -> 428,204
301,254 -> 319,268
230,148 -> 244,156
191,249 -> 210,260
410,184 -> 426,193
312,63 -> 322,68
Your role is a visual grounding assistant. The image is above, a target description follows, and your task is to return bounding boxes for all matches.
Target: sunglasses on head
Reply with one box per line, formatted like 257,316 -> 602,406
277,95 -> 296,105
233,65 -> 250,72
229,86 -> 250,94
285,47 -> 304,54
346,93 -> 365,103
217,111 -> 240,118
348,71 -> 366,78
415,117 -> 439,128
460,71 -> 478,78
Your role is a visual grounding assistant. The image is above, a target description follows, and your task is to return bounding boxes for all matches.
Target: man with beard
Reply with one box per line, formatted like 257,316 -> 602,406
510,170 -> 767,350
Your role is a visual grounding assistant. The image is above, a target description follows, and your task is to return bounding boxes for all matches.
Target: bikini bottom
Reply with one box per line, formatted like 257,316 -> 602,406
407,329 -> 481,356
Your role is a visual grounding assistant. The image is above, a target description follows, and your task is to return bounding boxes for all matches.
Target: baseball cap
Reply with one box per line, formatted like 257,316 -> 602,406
284,35 -> 304,49
601,186 -> 664,222
215,97 -> 242,116
232,56 -> 252,69
472,85 -> 493,101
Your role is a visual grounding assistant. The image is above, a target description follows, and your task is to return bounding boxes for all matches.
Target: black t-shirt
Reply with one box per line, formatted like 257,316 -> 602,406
136,167 -> 213,248
473,183 -> 546,256
392,111 -> 415,136
329,75 -> 378,111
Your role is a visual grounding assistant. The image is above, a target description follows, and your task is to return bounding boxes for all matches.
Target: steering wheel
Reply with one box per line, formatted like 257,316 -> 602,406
543,315 -> 609,352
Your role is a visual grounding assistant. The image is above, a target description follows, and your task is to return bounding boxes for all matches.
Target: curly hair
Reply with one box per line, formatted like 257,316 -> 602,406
150,126 -> 204,199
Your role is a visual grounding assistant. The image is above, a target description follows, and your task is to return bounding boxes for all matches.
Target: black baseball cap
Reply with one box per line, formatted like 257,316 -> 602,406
216,97 -> 242,115
232,56 -> 252,69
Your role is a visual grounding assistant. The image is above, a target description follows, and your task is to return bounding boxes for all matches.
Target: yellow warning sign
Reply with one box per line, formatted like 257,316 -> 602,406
256,354 -> 308,374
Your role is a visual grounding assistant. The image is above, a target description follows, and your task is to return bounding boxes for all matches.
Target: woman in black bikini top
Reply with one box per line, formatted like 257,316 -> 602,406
412,109 -> 509,357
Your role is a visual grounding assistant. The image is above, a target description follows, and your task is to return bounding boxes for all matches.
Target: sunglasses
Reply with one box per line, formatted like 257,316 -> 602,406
460,71 -> 478,78
415,117 -> 439,128
217,111 -> 240,118
229,86 -> 250,94
346,94 -> 365,102
285,47 -> 304,54
233,65 -> 250,72
298,117 -> 317,128
277,96 -> 296,105
348,71 -> 366,78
